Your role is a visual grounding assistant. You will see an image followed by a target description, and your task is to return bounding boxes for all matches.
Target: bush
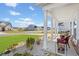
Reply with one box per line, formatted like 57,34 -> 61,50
0,53 -> 4,56
12,43 -> 18,47
26,37 -> 35,50
23,53 -> 33,56
30,37 -> 35,44
36,39 -> 41,45
4,50 -> 11,54
14,53 -> 23,56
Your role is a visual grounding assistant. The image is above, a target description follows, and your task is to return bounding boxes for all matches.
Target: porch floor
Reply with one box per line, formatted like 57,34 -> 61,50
2,39 -> 78,56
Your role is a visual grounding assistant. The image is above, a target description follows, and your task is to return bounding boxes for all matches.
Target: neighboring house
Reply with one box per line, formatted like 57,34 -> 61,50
0,21 -> 12,31
0,27 -> 2,31
36,26 -> 44,31
26,24 -> 37,31
36,26 -> 43,31
5,25 -> 12,31
58,22 -> 71,32
36,26 -> 50,31
58,22 -> 64,32
25,24 -> 50,31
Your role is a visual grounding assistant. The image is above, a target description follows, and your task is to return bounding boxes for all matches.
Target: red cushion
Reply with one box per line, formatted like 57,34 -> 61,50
57,38 -> 67,44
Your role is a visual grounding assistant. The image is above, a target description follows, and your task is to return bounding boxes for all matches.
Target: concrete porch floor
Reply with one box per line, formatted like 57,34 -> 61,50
2,39 -> 78,56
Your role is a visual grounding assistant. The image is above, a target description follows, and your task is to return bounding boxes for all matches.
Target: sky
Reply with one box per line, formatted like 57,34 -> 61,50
0,3 -> 51,27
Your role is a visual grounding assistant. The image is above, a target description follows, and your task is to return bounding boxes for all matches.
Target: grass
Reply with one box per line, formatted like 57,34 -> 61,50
0,35 -> 39,53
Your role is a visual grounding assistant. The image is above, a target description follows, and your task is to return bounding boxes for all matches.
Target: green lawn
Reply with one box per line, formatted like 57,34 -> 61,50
0,35 -> 39,53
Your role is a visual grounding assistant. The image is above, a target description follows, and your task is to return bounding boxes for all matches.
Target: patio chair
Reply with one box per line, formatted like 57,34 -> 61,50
57,35 -> 70,55
64,35 -> 70,48
57,35 -> 66,51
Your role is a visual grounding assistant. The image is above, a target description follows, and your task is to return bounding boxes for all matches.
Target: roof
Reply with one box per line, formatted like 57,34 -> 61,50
0,21 -> 12,27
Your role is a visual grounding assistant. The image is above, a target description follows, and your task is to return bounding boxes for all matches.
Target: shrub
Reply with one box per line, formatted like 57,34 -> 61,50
14,53 -> 23,56
12,43 -> 18,47
36,40 -> 40,45
30,37 -> 35,44
26,37 -> 35,50
36,39 -> 41,45
23,53 -> 33,56
4,50 -> 11,54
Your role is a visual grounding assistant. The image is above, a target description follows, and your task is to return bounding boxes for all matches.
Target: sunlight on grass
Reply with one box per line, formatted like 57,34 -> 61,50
0,35 -> 39,53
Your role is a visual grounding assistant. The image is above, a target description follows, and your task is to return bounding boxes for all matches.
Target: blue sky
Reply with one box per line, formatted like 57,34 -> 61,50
0,3 -> 51,27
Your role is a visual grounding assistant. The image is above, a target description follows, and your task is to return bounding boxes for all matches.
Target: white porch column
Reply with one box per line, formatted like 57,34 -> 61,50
51,16 -> 58,39
51,16 -> 54,40
71,21 -> 74,36
54,20 -> 58,40
55,20 -> 59,37
51,15 -> 56,40
43,10 -> 48,50
76,20 -> 79,44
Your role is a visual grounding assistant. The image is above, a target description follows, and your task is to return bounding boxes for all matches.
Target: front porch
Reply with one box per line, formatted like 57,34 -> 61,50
37,3 -> 79,56
1,3 -> 79,56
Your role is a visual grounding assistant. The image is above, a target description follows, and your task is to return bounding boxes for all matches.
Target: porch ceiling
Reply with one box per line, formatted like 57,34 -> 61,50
37,3 -> 69,11
37,3 -> 79,22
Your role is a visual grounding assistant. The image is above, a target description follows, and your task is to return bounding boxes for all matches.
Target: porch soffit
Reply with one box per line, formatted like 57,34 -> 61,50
36,3 -> 79,22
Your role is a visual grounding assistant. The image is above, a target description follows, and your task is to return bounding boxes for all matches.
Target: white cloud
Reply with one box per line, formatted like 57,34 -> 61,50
48,21 -> 51,25
29,6 -> 34,11
10,10 -> 21,16
36,23 -> 43,26
48,20 -> 51,27
19,18 -> 32,22
5,3 -> 17,8
14,18 -> 35,27
2,18 -> 10,22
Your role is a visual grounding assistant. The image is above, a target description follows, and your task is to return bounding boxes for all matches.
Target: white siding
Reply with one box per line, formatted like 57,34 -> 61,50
58,21 -> 71,32
5,25 -> 11,31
